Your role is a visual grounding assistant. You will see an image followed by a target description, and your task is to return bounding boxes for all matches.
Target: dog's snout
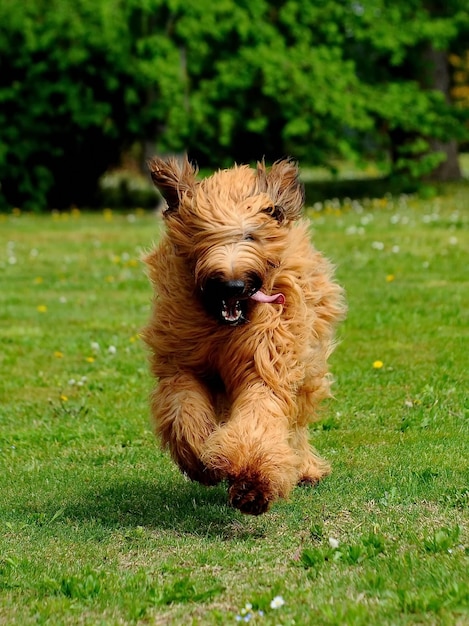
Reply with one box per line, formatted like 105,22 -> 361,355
204,277 -> 247,299
223,280 -> 246,297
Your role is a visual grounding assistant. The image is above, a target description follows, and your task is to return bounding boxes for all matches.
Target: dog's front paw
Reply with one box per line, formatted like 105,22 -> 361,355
228,472 -> 275,515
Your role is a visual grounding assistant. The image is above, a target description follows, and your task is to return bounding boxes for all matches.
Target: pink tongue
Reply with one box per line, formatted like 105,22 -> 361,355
250,290 -> 285,305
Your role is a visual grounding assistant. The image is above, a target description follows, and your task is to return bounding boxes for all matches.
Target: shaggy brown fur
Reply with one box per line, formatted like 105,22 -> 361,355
143,156 -> 346,515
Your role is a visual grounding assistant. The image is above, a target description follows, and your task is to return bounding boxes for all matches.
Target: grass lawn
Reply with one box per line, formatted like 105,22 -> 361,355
0,183 -> 468,625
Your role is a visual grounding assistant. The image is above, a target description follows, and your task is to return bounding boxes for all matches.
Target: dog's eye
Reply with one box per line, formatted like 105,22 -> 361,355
244,234 -> 255,242
262,205 -> 285,223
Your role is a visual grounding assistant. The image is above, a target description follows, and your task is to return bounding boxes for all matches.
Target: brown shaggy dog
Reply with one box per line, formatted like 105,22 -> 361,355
143,156 -> 346,515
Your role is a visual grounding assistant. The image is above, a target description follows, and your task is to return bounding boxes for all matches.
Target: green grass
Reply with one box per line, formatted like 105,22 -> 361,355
1,185 -> 468,625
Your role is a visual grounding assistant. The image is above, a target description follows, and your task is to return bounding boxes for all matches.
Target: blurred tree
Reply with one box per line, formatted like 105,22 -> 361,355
343,0 -> 469,181
0,0 -> 468,209
0,0 -> 137,209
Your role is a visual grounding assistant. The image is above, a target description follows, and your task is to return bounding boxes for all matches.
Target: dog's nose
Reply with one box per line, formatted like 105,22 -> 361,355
222,280 -> 246,298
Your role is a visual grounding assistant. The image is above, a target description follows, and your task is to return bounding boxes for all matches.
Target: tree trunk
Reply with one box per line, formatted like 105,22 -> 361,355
423,46 -> 461,181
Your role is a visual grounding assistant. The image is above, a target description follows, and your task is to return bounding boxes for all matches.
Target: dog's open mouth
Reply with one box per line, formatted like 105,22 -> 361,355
220,291 -> 285,326
200,277 -> 285,326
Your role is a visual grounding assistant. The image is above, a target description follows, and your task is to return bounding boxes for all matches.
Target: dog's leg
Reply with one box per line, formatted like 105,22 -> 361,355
289,426 -> 331,486
151,374 -> 222,486
201,383 -> 300,514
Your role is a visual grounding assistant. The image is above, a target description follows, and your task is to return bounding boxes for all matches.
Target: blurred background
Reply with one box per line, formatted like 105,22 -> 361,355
1,0 -> 468,211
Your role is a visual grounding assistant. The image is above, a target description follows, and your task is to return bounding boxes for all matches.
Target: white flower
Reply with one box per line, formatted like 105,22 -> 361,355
371,241 -> 384,251
328,537 -> 340,549
108,345 -> 117,355
270,595 -> 285,609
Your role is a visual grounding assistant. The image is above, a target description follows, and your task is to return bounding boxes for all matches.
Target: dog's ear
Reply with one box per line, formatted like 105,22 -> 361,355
147,155 -> 198,213
258,158 -> 304,222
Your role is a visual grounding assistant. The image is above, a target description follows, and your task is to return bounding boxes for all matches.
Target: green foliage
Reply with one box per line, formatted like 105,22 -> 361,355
58,570 -> 103,600
157,576 -> 225,605
423,526 -> 462,554
0,0 -> 468,209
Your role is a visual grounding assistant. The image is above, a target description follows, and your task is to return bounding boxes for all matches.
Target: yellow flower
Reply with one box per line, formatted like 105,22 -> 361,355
60,395 -> 68,402
34,277 -> 44,284
386,274 -> 395,282
103,208 -> 113,221
373,360 -> 384,369
85,356 -> 95,363
54,351 -> 64,358
106,275 -> 115,283
37,305 -> 47,313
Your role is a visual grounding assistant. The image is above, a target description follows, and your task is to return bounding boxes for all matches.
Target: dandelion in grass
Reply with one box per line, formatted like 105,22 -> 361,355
90,342 -> 100,353
60,395 -> 68,402
108,345 -> 117,355
54,351 -> 64,359
85,357 -> 95,363
373,360 -> 384,369
34,276 -> 43,284
37,305 -> 47,313
270,595 -> 285,609
328,537 -> 340,549
386,274 -> 395,283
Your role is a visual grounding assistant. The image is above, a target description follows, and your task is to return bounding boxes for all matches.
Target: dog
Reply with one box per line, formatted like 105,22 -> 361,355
143,156 -> 346,515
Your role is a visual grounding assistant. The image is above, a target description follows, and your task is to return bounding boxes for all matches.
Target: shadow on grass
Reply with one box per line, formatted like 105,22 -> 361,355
303,177 -> 413,204
62,476 -> 243,537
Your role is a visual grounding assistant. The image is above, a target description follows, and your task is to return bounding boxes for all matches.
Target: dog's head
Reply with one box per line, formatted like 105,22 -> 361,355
148,156 -> 304,326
